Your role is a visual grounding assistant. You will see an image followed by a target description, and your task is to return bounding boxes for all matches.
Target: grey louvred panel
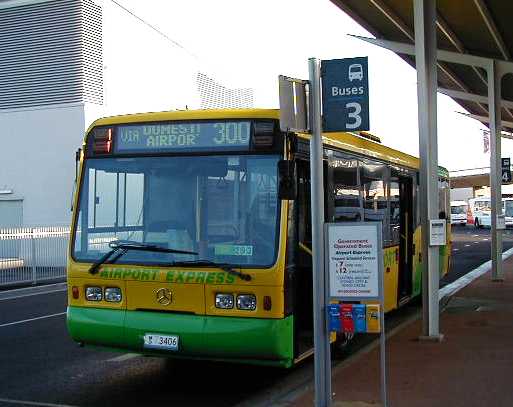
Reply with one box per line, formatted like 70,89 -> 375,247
0,0 -> 103,110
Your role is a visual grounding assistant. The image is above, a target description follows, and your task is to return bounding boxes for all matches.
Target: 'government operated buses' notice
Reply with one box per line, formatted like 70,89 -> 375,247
328,224 -> 379,298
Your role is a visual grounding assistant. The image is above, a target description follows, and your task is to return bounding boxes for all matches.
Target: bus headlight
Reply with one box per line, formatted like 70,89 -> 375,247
104,287 -> 122,302
85,286 -> 102,301
237,294 -> 256,311
215,293 -> 234,309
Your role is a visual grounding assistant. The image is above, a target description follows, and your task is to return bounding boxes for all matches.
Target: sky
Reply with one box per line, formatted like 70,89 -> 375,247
106,0 -> 513,172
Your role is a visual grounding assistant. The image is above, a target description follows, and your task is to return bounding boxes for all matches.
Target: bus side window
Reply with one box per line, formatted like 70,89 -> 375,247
331,153 -> 361,222
361,160 -> 386,224
361,160 -> 389,244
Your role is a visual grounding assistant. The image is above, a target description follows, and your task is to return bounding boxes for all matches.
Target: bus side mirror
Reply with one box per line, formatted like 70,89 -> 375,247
278,160 -> 297,200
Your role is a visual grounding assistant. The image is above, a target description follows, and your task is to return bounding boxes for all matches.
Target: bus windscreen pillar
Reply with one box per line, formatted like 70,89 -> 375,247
414,0 -> 442,340
488,60 -> 504,282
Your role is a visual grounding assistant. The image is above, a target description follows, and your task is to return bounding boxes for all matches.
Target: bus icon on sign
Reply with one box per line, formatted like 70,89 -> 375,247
348,64 -> 364,81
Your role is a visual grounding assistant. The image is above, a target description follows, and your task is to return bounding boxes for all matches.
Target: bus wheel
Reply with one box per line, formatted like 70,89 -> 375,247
475,218 -> 480,228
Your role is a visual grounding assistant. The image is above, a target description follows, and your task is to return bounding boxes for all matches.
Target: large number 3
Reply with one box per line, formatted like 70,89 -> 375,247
346,102 -> 362,130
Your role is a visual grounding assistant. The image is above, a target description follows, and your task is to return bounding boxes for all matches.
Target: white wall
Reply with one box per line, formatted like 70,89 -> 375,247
0,104 -> 85,226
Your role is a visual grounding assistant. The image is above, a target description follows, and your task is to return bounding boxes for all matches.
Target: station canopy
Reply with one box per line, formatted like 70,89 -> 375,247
330,0 -> 513,128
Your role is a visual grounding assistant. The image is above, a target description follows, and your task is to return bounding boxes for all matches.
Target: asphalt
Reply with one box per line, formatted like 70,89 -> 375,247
0,292 -> 284,407
442,225 -> 513,285
0,226 -> 504,407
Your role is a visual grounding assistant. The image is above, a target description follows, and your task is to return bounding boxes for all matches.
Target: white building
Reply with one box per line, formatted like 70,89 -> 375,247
0,0 -> 253,227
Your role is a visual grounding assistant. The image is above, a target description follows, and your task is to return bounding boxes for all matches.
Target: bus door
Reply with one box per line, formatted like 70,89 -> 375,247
395,175 -> 414,302
293,157 -> 329,358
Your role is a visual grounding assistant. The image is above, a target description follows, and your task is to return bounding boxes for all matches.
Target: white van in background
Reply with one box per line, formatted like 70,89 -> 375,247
467,197 -> 491,228
450,200 -> 468,226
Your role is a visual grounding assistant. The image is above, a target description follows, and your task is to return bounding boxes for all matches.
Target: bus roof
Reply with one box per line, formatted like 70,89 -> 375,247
86,108 -> 448,174
88,108 -> 280,129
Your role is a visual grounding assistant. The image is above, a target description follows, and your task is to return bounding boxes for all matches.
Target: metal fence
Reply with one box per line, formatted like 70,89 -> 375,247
0,226 -> 70,287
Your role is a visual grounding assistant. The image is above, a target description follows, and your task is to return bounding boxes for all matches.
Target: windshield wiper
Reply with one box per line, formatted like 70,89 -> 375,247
171,260 -> 252,282
89,241 -> 198,275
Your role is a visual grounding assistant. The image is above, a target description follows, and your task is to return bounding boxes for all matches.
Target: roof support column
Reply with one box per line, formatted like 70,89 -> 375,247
414,0 -> 442,339
488,60 -> 504,281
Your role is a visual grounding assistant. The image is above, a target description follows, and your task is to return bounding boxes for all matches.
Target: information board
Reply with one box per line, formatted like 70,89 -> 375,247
115,121 -> 251,153
326,222 -> 383,301
429,219 -> 446,246
321,57 -> 370,132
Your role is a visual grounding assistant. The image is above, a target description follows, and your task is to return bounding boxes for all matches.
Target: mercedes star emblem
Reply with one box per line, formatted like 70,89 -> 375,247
156,287 -> 172,305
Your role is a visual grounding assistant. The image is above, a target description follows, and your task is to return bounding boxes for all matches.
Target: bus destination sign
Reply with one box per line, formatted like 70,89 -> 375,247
115,121 -> 252,153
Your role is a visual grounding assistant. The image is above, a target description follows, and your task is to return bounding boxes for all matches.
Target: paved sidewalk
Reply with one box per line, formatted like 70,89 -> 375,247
293,256 -> 513,407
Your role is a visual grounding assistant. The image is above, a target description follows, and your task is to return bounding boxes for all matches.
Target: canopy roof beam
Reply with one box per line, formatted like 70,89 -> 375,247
364,0 -> 488,115
473,0 -> 511,60
351,35 -> 513,74
435,14 -> 496,117
439,88 -> 513,110
455,111 -> 513,131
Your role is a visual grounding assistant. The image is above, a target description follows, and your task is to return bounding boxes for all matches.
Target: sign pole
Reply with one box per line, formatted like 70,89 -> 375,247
309,57 -> 331,407
378,243 -> 388,407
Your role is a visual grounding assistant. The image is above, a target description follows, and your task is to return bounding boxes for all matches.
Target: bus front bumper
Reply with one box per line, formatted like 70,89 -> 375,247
67,306 -> 294,367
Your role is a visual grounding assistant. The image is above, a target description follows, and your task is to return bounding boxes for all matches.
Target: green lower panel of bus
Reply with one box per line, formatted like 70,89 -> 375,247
67,306 -> 294,367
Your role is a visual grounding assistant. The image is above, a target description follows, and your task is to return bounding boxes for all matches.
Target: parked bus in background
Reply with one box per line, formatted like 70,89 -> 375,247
468,197 -> 513,228
450,200 -> 468,226
467,197 -> 491,228
67,108 -> 451,368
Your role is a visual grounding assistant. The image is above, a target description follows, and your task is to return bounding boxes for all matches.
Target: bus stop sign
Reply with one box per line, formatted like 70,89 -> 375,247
321,57 -> 369,132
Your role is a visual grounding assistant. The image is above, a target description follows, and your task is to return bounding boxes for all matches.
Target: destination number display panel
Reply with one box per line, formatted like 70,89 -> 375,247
115,121 -> 252,153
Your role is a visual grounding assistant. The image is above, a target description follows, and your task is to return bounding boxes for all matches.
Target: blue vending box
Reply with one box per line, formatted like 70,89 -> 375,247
353,304 -> 367,333
328,304 -> 341,332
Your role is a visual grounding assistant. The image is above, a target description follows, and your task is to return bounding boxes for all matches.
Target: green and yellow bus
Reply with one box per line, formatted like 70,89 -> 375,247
67,108 -> 450,368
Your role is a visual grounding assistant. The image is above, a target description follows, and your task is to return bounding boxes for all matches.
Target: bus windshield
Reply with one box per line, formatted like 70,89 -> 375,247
72,154 -> 280,268
451,205 -> 466,215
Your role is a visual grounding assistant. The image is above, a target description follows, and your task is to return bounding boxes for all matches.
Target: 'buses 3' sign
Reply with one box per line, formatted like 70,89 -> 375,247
321,57 -> 369,132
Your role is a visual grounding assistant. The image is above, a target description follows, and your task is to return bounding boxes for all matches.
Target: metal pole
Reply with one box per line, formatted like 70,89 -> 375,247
488,60 -> 504,281
309,57 -> 331,407
380,302 -> 388,407
378,223 -> 388,407
414,0 -> 442,339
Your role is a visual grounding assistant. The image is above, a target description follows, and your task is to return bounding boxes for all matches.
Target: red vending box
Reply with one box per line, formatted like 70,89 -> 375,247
341,304 -> 354,333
